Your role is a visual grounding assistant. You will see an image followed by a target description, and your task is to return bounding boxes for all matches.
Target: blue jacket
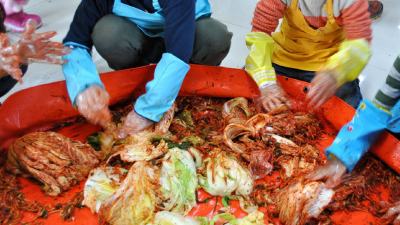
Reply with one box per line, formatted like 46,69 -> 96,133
63,0 -> 198,64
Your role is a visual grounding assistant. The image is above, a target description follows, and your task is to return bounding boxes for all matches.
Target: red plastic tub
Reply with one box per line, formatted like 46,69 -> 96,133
0,65 -> 398,224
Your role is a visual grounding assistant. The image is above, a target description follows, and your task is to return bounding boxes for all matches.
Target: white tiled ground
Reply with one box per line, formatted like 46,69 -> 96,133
1,0 -> 399,103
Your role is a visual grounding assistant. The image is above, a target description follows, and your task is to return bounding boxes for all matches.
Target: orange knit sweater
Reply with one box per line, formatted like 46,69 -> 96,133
251,0 -> 372,42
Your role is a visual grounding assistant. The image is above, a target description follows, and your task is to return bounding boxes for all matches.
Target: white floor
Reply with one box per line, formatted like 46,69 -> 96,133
1,0 -> 399,103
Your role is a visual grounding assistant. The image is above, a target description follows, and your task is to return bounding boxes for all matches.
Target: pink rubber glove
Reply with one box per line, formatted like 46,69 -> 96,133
115,110 -> 155,139
258,83 -> 292,112
76,85 -> 111,127
0,34 -> 22,82
305,157 -> 347,189
15,19 -> 70,65
307,70 -> 338,108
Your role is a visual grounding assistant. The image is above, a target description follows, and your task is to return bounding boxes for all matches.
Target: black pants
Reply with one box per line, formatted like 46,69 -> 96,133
91,15 -> 233,70
0,65 -> 28,98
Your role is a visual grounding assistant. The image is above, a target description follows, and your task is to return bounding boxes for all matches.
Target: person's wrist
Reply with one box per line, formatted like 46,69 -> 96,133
331,71 -> 342,88
259,82 -> 276,91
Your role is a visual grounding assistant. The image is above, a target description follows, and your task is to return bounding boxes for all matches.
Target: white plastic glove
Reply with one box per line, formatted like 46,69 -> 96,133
15,19 -> 70,65
76,85 -> 111,127
308,39 -> 371,108
0,19 -> 70,83
115,110 -> 155,139
305,157 -> 347,189
307,70 -> 338,108
382,201 -> 400,225
258,83 -> 292,112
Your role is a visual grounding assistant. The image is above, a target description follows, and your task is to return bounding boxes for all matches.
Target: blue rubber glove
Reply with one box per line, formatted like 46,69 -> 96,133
134,53 -> 190,122
62,42 -> 104,106
326,99 -> 392,171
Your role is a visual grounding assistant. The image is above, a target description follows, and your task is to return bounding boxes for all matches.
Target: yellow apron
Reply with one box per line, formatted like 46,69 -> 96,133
272,0 -> 347,71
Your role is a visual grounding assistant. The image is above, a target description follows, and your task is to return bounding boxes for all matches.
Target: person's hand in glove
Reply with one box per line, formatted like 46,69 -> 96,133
244,32 -> 292,112
381,201 -> 400,225
0,19 -> 70,83
15,19 -> 70,66
305,156 -> 347,189
115,110 -> 155,139
258,83 -> 292,112
307,69 -> 338,108
76,85 -> 111,127
307,99 -> 392,189
0,34 -> 22,81
307,39 -> 371,108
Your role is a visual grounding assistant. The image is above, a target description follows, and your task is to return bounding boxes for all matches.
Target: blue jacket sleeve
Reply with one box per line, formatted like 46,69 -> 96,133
159,0 -> 196,63
62,42 -> 104,106
63,0 -> 112,48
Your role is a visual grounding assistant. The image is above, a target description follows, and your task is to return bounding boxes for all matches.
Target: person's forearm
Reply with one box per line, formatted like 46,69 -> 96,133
251,0 -> 285,35
245,32 -> 276,87
161,0 -> 196,63
62,44 -> 103,106
341,0 -> 372,42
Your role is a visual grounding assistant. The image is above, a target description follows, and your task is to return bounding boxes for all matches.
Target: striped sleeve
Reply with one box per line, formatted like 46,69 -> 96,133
374,55 -> 400,110
251,0 -> 286,35
341,0 -> 372,42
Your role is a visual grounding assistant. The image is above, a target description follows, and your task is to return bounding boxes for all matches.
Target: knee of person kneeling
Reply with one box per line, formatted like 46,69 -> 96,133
92,15 -> 142,54
211,32 -> 233,57
92,15 -> 124,42
193,39 -> 232,65
192,18 -> 233,65
191,40 -> 232,66
91,15 -> 145,70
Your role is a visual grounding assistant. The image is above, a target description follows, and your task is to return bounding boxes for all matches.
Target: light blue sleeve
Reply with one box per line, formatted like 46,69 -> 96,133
134,53 -> 190,122
62,42 -> 104,106
326,99 -> 392,171
388,100 -> 400,133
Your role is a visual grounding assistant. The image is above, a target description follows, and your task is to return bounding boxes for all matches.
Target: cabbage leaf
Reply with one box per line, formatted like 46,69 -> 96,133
82,166 -> 128,214
159,148 -> 198,215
